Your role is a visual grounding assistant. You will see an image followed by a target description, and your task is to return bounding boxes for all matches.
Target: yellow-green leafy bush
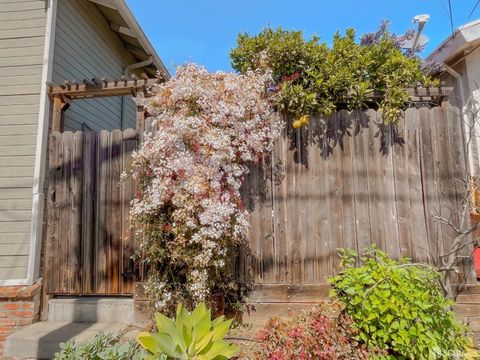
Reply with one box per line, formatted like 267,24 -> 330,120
230,23 -> 438,126
329,248 -> 469,359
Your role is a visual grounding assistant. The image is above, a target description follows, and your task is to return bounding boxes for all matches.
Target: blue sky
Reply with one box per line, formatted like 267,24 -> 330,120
126,0 -> 480,74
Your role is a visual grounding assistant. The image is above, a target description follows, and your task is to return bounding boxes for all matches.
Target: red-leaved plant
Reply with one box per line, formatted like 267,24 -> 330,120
255,301 -> 381,360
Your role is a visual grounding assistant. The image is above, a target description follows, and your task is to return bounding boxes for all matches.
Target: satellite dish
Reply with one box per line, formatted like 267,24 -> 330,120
400,34 -> 429,50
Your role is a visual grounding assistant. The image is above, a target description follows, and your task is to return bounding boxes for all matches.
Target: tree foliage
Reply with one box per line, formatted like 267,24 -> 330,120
230,23 -> 439,126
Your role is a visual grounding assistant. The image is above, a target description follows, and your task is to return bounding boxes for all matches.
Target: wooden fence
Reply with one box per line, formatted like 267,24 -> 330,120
238,104 -> 468,285
44,104 -> 469,296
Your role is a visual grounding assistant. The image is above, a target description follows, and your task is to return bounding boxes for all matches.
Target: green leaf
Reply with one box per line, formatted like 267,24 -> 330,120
155,313 -> 185,352
344,287 -> 356,295
136,332 -> 163,355
211,315 -> 226,327
194,333 -> 213,353
211,318 -> 232,341
190,303 -> 207,327
155,313 -> 176,334
193,312 -> 212,343
199,341 -> 239,358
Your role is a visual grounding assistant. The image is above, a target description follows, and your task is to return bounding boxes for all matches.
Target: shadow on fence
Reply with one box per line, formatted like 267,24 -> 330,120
239,105 -> 469,285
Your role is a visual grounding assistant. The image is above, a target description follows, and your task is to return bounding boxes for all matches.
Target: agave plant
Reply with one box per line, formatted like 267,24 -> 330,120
137,303 -> 239,360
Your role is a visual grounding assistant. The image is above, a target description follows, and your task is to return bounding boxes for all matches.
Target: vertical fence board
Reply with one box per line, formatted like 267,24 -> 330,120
393,112 -> 413,257
444,103 -> 470,282
408,129 -> 430,262
418,108 -> 436,262
121,129 -> 137,294
431,112 -> 447,261
238,170 -> 250,284
405,109 -> 430,261
287,126 -> 301,283
272,125 -> 289,283
340,111 -> 357,257
249,164 -> 261,283
60,132 -> 72,293
109,130 -> 122,293
46,132 -> 62,293
352,111 -> 371,255
380,125 -> 400,258
260,158 -> 275,283
433,109 -> 454,265
310,117 -> 331,282
297,128 -> 308,283
71,132 -> 83,293
305,116 -> 319,282
82,131 -> 96,293
325,113 -> 342,276
297,128 -> 309,283
95,130 -> 109,293
365,110 -> 385,250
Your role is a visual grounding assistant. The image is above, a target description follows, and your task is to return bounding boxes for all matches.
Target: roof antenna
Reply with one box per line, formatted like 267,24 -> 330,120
401,14 -> 430,54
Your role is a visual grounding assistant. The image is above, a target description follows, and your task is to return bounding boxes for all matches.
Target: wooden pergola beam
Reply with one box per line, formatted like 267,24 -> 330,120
47,78 -> 159,100
352,87 -> 453,105
407,86 -> 453,97
406,86 -> 453,105
47,76 -> 158,132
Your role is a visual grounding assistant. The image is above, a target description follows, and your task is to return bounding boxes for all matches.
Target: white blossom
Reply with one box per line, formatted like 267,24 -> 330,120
130,64 -> 283,309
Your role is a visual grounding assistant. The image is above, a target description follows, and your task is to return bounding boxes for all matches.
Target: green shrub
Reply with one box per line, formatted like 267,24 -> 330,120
136,302 -> 239,360
230,24 -> 437,126
255,301 -> 382,359
54,333 -> 145,360
329,248 -> 469,359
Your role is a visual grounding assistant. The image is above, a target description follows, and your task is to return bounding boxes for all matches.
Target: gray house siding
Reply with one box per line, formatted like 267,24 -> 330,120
0,0 -> 150,283
52,0 -> 136,131
0,0 -> 47,280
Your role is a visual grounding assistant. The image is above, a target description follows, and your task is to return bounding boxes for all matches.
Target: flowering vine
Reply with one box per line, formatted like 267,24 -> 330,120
129,64 -> 282,314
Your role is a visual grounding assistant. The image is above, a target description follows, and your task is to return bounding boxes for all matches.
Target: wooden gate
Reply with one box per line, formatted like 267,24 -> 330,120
45,129 -> 139,295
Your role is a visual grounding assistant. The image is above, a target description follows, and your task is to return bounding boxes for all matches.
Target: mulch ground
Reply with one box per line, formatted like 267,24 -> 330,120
227,323 -> 262,359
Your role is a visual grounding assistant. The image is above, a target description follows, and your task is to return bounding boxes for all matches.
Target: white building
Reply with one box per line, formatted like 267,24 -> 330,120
428,19 -> 480,175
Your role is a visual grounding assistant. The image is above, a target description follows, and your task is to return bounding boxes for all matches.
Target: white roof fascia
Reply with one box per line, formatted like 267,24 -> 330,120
427,19 -> 480,64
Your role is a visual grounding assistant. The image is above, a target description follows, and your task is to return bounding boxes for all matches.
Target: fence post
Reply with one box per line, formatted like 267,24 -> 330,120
51,95 -> 69,132
134,95 -> 145,140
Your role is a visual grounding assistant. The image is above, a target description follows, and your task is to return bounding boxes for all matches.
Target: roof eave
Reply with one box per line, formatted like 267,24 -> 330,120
427,19 -> 480,65
110,0 -> 170,80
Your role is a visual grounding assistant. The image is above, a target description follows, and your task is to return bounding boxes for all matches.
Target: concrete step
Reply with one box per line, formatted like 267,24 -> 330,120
3,321 -> 127,359
47,297 -> 134,324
